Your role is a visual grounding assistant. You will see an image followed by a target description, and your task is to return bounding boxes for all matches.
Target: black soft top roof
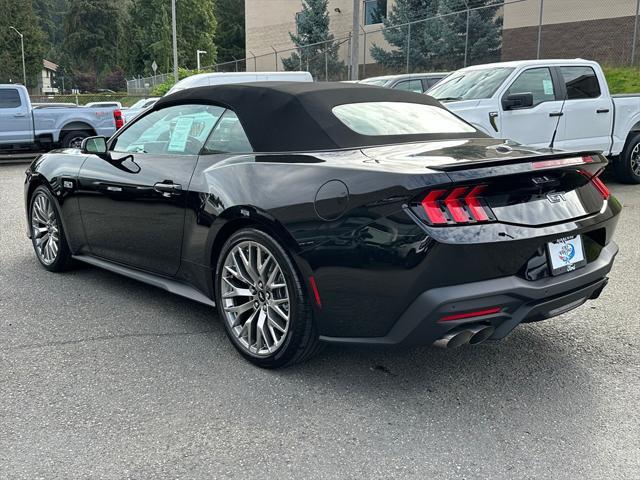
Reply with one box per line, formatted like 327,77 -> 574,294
154,81 -> 483,152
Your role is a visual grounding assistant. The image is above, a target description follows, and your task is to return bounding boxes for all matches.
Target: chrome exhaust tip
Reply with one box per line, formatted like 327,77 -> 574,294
433,329 -> 474,349
467,325 -> 495,345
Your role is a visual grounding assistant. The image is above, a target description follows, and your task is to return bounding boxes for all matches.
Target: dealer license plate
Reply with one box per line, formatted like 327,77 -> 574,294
547,235 -> 587,276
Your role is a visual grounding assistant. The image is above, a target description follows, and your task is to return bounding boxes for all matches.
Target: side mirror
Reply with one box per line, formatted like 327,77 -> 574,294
81,136 -> 108,155
502,93 -> 534,111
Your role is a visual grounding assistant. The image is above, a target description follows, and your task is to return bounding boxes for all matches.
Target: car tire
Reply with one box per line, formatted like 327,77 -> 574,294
61,130 -> 90,149
29,186 -> 74,272
615,132 -> 640,184
215,228 -> 322,368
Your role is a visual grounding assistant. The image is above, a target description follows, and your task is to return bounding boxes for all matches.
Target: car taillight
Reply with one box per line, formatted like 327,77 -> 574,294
579,170 -> 610,200
113,109 -> 124,129
420,185 -> 494,226
532,155 -> 594,170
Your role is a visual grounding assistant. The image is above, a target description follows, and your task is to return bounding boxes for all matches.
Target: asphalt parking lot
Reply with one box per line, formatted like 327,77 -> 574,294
1,163 -> 638,479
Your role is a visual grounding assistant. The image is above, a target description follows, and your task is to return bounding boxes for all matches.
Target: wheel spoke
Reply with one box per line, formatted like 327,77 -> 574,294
268,314 -> 286,333
222,284 -> 253,299
226,300 -> 255,314
270,303 -> 289,322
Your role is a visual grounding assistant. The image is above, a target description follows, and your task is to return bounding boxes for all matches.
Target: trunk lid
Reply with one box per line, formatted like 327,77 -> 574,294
361,138 -> 609,227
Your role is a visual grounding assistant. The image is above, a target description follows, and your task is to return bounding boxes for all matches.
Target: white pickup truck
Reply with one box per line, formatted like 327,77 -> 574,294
0,84 -> 122,151
429,59 -> 640,183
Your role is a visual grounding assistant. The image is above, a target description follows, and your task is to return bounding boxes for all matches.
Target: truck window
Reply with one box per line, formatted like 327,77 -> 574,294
0,89 -> 22,108
506,68 -> 556,107
394,79 -> 423,93
559,66 -> 601,99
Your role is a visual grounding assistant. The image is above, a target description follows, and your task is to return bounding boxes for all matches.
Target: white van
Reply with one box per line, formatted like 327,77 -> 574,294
165,71 -> 313,96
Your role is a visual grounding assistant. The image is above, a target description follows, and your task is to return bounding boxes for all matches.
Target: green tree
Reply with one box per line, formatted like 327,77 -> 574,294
370,0 -> 502,72
0,0 -> 46,88
281,0 -> 346,81
63,0 -> 125,85
123,0 -> 217,76
123,0 -> 173,76
33,0 -> 67,60
216,0 -> 245,65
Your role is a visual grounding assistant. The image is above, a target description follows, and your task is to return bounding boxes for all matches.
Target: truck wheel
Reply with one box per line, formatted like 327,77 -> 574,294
615,132 -> 640,184
61,131 -> 89,149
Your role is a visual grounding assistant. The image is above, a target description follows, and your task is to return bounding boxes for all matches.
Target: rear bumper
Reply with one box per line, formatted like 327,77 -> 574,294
319,240 -> 618,347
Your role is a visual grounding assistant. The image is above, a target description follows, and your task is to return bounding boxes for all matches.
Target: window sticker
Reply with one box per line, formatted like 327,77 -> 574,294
543,79 -> 554,95
167,117 -> 195,152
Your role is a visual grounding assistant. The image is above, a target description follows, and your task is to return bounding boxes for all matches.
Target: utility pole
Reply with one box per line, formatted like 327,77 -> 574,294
350,0 -> 360,80
536,0 -> 544,59
171,0 -> 178,81
197,50 -> 207,71
9,27 -> 26,86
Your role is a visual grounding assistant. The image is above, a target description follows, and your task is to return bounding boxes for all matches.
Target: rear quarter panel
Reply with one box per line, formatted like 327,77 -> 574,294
611,95 -> 640,154
33,107 -> 117,141
178,151 -> 451,301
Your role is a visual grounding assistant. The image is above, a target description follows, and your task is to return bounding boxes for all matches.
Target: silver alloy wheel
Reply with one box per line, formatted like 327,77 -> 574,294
631,143 -> 640,177
221,240 -> 291,356
31,193 -> 60,265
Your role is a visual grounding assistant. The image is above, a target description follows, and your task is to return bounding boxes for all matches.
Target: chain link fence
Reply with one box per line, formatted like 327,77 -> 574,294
128,0 -> 640,94
31,94 -> 147,108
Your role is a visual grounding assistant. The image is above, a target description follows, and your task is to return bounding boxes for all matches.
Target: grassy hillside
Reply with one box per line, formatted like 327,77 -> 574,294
603,67 -> 640,94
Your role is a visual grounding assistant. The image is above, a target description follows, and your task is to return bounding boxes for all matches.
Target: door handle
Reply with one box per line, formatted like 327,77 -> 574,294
13,112 -> 27,117
596,108 -> 610,114
154,181 -> 182,195
549,112 -> 564,118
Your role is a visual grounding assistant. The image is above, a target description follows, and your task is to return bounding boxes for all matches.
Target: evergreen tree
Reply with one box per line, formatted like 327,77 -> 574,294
123,0 -> 217,76
63,0 -> 125,83
33,0 -> 67,60
370,0 -> 502,72
438,0 -> 502,67
282,0 -> 346,81
216,0 -> 245,64
0,0 -> 46,88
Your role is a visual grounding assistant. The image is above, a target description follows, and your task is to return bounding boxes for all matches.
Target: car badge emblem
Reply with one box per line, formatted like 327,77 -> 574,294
546,192 -> 566,203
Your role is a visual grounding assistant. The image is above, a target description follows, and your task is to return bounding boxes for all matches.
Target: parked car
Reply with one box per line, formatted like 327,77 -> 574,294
24,82 -> 620,368
84,101 -> 123,109
165,71 -> 313,95
428,59 -> 640,183
359,73 -> 449,93
123,97 -> 159,123
0,84 -> 123,150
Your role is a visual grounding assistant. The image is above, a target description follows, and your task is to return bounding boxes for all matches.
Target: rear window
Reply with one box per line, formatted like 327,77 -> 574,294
332,102 -> 476,136
560,66 -> 601,99
0,89 -> 22,108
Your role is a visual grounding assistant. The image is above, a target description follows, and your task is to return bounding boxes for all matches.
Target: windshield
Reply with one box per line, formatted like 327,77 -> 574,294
359,78 -> 392,87
428,67 -> 514,101
332,102 -> 476,136
129,99 -> 148,109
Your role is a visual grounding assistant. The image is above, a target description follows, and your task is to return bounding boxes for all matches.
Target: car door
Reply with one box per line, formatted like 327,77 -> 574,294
500,67 -> 565,148
0,87 -> 32,144
77,103 -> 225,276
553,65 -> 613,153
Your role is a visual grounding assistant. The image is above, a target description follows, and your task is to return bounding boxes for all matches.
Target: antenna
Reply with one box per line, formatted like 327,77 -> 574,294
549,97 -> 567,149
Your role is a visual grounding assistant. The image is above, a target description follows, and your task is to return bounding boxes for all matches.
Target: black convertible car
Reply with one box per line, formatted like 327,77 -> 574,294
25,82 -> 620,368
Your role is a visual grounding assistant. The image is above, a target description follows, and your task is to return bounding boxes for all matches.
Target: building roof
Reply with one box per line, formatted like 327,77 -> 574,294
155,81 -> 483,152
